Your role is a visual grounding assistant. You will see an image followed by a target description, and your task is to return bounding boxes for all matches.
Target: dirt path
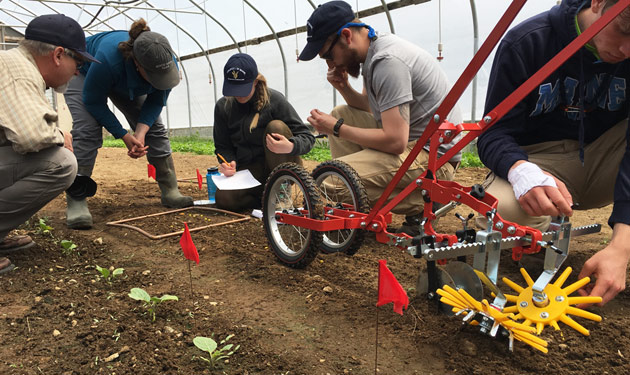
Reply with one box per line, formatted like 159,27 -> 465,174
1,147 -> 628,374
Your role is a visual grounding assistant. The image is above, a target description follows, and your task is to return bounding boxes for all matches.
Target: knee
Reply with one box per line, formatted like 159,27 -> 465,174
266,120 -> 292,136
330,105 -> 352,118
56,148 -> 78,190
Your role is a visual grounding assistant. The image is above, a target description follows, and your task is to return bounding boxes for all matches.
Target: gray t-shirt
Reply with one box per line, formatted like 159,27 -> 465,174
362,32 -> 462,161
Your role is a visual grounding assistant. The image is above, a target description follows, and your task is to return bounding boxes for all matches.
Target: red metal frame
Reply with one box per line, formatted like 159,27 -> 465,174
275,0 -> 630,260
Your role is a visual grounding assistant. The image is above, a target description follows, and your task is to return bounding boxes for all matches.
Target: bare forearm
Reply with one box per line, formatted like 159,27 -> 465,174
336,125 -> 405,154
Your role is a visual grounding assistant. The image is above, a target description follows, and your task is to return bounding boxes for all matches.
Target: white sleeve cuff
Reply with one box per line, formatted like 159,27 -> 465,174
507,162 -> 557,200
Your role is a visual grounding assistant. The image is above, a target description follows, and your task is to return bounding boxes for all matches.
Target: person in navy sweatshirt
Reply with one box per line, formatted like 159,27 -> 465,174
63,18 -> 192,230
478,0 -> 630,306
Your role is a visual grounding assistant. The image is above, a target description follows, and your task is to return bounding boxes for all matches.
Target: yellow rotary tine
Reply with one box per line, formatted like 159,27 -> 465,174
565,306 -> 602,322
519,268 -> 535,287
502,277 -> 525,293
502,320 -> 537,333
513,330 -> 548,347
504,294 -> 519,303
502,305 -> 519,314
440,295 -> 467,310
523,318 -> 533,326
567,296 -> 602,306
552,267 -> 572,288
513,332 -> 549,353
559,314 -> 590,336
441,285 -> 470,307
458,289 -> 484,311
562,277 -> 591,295
536,322 -> 545,335
550,321 -> 560,331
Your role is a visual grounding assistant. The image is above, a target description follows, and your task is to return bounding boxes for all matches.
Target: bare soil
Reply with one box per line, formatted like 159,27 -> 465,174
1,147 -> 628,375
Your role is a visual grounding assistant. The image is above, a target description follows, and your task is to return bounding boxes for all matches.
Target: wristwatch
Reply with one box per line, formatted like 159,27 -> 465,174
333,118 -> 344,137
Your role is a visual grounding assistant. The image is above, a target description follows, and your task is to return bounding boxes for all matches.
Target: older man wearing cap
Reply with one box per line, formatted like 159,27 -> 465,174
0,14 -> 99,274
63,18 -> 191,230
301,1 -> 463,235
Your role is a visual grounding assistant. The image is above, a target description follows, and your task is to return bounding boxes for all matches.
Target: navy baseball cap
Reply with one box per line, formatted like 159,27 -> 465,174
223,53 -> 258,97
298,1 -> 355,61
25,14 -> 99,63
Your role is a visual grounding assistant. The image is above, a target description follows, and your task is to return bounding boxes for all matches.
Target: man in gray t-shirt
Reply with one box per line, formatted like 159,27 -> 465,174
299,1 -> 461,230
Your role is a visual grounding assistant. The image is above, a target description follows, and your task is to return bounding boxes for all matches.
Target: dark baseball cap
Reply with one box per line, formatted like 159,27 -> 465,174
298,1 -> 355,61
223,53 -> 258,97
25,14 -> 100,63
133,31 -> 180,90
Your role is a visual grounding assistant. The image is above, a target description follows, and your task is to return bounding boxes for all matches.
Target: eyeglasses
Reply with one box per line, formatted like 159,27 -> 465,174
320,34 -> 340,61
64,48 -> 85,69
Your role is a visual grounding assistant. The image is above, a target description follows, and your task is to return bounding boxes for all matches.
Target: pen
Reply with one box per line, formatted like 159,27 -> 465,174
217,153 -> 230,166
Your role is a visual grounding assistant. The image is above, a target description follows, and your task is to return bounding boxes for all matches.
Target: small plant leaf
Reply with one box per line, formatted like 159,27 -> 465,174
157,294 -> 179,302
95,265 -> 110,279
112,268 -> 124,277
128,288 -> 151,302
60,240 -> 77,250
193,336 -> 218,353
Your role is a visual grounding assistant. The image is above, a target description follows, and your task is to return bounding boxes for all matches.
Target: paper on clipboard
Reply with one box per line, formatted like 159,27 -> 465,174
212,169 -> 261,190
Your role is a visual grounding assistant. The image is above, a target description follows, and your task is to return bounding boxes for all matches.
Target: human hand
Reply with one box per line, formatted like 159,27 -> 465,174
219,160 -> 236,177
122,133 -> 149,159
133,123 -> 150,146
576,242 -> 630,307
307,109 -> 337,135
518,173 -> 573,217
326,60 -> 349,91
266,133 -> 294,154
61,129 -> 73,152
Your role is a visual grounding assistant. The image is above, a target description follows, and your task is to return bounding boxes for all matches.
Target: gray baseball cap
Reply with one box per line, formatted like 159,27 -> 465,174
133,31 -> 180,90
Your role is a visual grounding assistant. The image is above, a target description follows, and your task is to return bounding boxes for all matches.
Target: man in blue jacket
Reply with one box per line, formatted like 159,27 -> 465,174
478,0 -> 630,306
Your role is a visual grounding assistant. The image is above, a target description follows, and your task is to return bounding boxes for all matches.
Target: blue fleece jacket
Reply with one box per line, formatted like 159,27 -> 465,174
478,0 -> 630,227
79,31 -> 171,139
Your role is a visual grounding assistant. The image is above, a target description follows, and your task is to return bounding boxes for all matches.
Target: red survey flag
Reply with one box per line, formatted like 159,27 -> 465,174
376,260 -> 409,315
196,168 -> 203,190
180,222 -> 199,264
147,164 -> 156,180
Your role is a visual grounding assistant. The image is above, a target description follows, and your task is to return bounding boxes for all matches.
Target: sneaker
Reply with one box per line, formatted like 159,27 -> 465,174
0,235 -> 35,255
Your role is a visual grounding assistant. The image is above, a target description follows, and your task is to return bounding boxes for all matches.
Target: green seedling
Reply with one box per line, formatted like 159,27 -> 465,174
37,218 -> 53,236
95,265 -> 124,282
193,334 -> 240,369
128,287 -> 178,322
60,240 -> 78,256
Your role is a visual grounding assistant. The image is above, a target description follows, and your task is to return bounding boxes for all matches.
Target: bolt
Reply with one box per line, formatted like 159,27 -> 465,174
427,292 -> 435,299
371,223 -> 379,230
433,114 -> 440,123
540,312 -> 549,319
421,190 -> 427,196
519,301 -> 528,308
438,137 -> 444,143
455,194 -> 461,199
495,222 -> 504,230
327,209 -> 334,215
507,226 -> 516,234
349,214 -> 355,218
444,130 -> 452,137
416,179 -> 423,186
483,115 -> 492,124
360,222 -> 367,229
555,295 -> 565,302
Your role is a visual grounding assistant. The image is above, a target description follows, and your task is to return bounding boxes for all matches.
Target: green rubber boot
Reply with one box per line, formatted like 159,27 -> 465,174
147,155 -> 194,208
66,165 -> 94,229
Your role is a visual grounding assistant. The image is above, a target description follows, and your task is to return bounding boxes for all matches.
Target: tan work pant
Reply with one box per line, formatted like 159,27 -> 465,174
481,120 -> 626,230
329,105 -> 456,216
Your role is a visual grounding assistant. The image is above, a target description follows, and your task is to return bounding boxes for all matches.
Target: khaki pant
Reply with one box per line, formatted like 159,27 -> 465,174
0,146 -> 77,239
215,120 -> 302,211
329,105 -> 456,216
481,120 -> 626,230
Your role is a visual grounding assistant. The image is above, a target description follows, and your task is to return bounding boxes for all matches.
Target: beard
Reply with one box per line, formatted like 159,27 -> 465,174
346,49 -> 362,78
53,81 -> 70,94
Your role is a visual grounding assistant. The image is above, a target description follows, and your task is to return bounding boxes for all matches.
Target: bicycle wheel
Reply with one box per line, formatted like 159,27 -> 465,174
262,162 -> 323,268
311,160 -> 370,255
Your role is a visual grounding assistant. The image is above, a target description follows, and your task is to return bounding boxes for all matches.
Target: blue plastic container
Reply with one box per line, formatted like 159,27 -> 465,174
206,167 -> 220,204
